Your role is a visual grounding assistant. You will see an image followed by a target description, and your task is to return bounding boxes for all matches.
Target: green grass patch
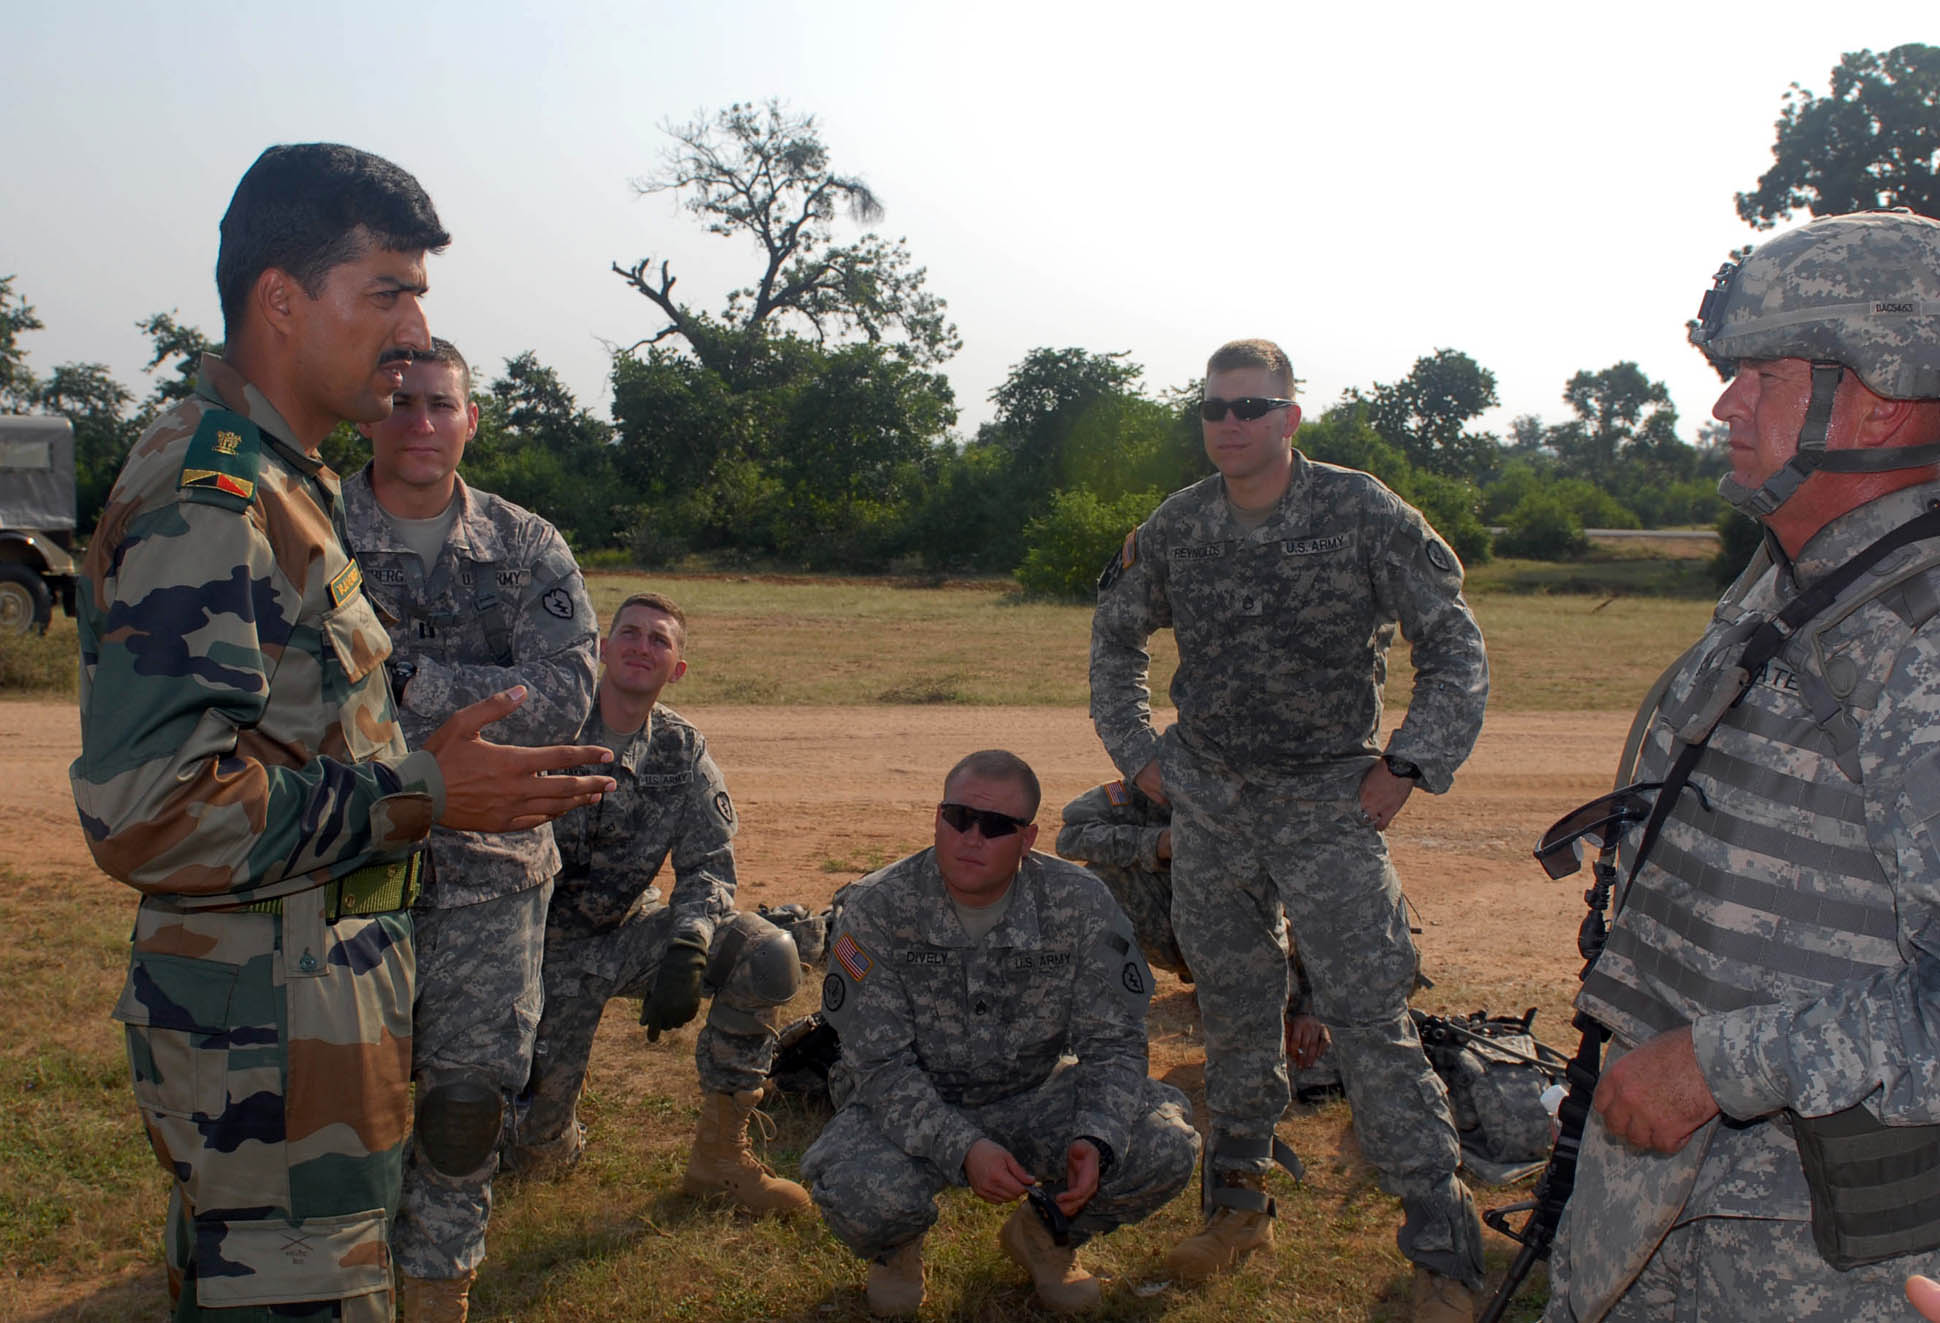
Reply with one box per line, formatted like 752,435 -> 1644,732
0,615 -> 78,696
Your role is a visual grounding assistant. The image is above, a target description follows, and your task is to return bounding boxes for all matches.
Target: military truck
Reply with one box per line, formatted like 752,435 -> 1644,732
0,415 -> 78,635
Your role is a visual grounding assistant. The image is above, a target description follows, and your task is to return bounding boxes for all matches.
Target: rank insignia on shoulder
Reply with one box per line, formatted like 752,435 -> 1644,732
833,932 -> 873,983
328,559 -> 364,608
1103,780 -> 1131,807
178,409 -> 262,511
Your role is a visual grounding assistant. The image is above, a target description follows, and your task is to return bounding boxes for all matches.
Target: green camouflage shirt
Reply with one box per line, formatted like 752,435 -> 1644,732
71,355 -> 440,901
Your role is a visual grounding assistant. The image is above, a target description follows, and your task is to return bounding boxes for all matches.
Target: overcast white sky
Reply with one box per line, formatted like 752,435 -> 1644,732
1,2 -> 1928,443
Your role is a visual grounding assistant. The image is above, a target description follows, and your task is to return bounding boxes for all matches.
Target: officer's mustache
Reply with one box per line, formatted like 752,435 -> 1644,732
378,349 -> 415,368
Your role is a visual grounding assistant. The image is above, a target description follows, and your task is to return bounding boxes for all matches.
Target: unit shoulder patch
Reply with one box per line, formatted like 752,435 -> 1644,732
178,409 -> 263,511
1097,527 -> 1139,593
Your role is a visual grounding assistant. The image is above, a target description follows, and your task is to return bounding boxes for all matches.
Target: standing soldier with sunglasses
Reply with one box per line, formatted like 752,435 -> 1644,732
803,750 -> 1199,1316
1090,338 -> 1489,1320
1538,213 -> 1940,1322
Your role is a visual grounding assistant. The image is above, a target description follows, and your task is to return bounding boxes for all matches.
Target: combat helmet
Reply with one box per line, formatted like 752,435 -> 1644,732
1690,209 -> 1940,515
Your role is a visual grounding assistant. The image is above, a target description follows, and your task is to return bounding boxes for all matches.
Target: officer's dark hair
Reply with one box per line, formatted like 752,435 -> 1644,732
943,749 -> 1041,819
1207,338 -> 1298,399
217,142 -> 450,341
411,337 -> 472,397
611,592 -> 687,647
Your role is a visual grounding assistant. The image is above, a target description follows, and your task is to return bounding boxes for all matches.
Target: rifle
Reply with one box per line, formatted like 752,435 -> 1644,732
1476,780 -> 1656,1323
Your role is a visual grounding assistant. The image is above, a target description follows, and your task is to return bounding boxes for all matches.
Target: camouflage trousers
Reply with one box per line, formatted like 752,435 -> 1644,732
801,1065 -> 1200,1258
113,889 -> 414,1322
515,906 -> 792,1158
1087,863 -> 1192,977
1544,1110 -> 1940,1321
1165,755 -> 1482,1288
1543,1211 -> 1940,1322
392,882 -> 550,1281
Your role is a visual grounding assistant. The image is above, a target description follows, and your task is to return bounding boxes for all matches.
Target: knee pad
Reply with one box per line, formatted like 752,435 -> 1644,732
414,1073 -> 504,1179
706,913 -> 803,1036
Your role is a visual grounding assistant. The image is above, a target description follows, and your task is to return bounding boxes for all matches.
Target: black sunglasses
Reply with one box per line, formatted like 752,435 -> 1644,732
1532,781 -> 1664,881
1201,396 -> 1294,423
938,802 -> 1031,838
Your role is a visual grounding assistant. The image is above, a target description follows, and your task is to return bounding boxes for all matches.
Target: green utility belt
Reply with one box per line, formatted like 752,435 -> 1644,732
230,854 -> 424,920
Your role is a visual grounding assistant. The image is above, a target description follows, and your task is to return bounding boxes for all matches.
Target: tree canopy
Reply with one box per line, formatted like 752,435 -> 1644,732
1737,43 -> 1940,227
1348,349 -> 1500,479
613,100 -> 960,381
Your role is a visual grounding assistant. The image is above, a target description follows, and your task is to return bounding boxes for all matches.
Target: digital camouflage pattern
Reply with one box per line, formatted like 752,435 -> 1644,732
544,703 -> 736,950
78,356 -> 436,1319
1053,779 -> 1317,1021
1090,458 -> 1487,793
393,883 -> 549,1279
803,847 -> 1196,1256
1552,481 -> 1940,1321
342,467 -> 596,1282
1693,211 -> 1940,401
342,467 -> 597,909
517,704 -> 778,1160
1089,453 -> 1489,1289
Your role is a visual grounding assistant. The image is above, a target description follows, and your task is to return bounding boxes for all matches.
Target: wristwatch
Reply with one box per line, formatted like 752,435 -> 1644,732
387,658 -> 418,701
1383,754 -> 1422,781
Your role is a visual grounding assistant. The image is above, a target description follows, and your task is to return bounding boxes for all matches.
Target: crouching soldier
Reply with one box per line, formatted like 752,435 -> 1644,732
507,593 -> 808,1215
803,751 -> 1200,1316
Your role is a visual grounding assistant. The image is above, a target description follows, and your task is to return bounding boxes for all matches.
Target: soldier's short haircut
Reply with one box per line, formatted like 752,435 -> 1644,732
611,591 -> 687,646
217,142 -> 450,341
943,749 -> 1042,819
412,337 -> 471,396
1207,338 -> 1298,398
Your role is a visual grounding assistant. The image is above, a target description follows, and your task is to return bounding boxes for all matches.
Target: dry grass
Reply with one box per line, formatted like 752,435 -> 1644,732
0,616 -> 78,697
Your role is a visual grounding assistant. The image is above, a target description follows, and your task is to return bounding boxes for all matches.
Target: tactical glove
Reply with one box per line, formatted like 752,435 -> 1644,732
641,936 -> 709,1042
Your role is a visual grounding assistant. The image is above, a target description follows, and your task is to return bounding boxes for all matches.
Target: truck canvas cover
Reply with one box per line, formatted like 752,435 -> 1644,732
0,416 -> 77,533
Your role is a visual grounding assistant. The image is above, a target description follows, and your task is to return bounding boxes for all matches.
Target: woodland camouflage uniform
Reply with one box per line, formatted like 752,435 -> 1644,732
75,356 -> 440,1321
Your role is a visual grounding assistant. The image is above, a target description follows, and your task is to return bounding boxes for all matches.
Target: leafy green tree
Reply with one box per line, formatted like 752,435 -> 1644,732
1737,44 -> 1940,226
40,362 -> 140,537
1349,348 -> 1501,479
1497,493 -> 1589,560
1548,362 -> 1680,485
613,100 -> 959,382
1016,487 -> 1164,600
136,311 -> 215,409
464,352 -> 627,548
1,276 -> 44,411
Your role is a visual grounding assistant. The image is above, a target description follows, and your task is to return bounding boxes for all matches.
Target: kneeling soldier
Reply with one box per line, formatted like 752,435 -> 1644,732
508,593 -> 808,1214
803,750 -> 1199,1316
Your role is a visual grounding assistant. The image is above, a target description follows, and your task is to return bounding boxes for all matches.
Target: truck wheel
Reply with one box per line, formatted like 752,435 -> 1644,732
0,563 -> 53,636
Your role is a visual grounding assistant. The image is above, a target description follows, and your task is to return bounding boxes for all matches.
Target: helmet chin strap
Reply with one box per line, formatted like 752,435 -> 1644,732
1717,363 -> 1846,518
1719,363 -> 1940,517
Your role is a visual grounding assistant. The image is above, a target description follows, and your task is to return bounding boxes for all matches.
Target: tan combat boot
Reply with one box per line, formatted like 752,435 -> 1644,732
866,1236 -> 926,1317
1412,1265 -> 1478,1323
998,1201 -> 1102,1314
1164,1172 -> 1274,1283
401,1270 -> 475,1323
680,1089 -> 811,1216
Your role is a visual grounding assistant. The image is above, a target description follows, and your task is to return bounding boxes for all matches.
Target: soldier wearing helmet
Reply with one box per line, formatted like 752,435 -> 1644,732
1542,210 -> 1940,1321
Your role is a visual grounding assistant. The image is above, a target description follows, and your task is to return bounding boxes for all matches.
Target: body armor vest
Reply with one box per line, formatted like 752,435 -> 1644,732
1581,536 -> 1940,1268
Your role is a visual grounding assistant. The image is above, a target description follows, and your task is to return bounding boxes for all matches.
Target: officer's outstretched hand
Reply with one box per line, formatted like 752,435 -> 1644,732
1593,1026 -> 1720,1153
641,936 -> 709,1042
425,686 -> 614,832
964,1139 -> 1035,1204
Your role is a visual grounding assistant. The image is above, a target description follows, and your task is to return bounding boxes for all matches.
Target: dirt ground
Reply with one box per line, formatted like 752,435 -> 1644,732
5,698 -> 1630,1068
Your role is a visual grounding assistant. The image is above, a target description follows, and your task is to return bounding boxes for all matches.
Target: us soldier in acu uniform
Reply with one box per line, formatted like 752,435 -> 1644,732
343,338 -> 598,1320
1543,213 -> 1940,1322
70,143 -> 612,1323
508,592 -> 811,1216
1090,338 -> 1489,1321
802,750 -> 1199,1317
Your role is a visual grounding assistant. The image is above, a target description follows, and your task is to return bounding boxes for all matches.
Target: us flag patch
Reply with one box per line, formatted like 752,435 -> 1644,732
1103,780 -> 1130,807
833,932 -> 873,983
